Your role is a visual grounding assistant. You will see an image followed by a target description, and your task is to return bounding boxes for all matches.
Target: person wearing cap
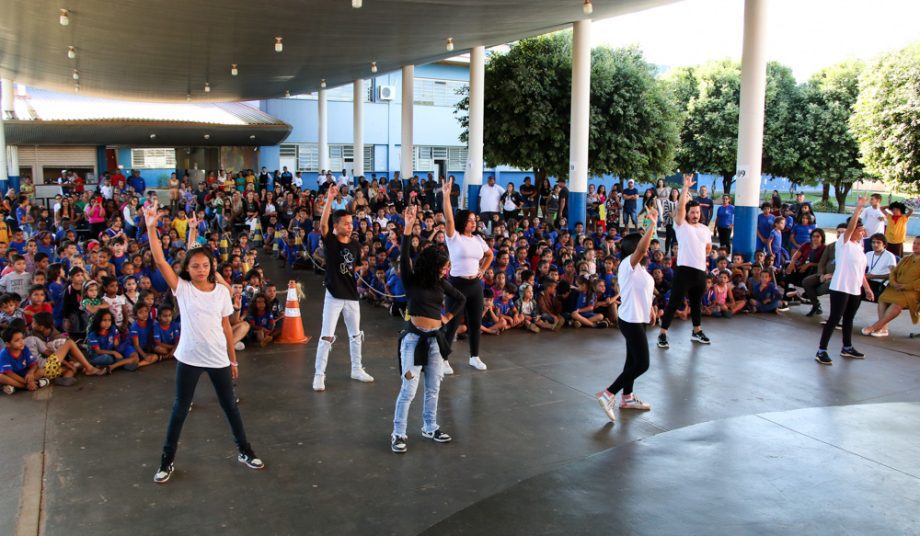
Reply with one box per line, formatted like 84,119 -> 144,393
815,197 -> 873,365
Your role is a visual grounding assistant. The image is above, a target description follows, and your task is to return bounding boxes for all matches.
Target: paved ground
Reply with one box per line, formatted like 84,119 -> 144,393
2,260 -> 919,535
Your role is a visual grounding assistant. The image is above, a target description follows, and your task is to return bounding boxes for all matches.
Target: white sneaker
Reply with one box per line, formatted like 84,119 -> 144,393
595,391 -> 616,422
350,368 -> 375,383
442,360 -> 454,375
870,330 -> 889,338
468,356 -> 487,371
620,395 -> 651,411
234,341 -> 246,351
312,374 -> 326,392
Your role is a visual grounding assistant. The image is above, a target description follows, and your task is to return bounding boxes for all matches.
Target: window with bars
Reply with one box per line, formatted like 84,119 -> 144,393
281,143 -> 374,172
412,146 -> 468,172
131,148 -> 176,169
413,78 -> 468,107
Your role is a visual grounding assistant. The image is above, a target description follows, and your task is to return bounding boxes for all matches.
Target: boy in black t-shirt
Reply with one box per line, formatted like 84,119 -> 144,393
312,185 -> 374,392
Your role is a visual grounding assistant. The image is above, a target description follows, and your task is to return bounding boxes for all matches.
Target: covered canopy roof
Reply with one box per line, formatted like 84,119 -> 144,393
4,89 -> 291,146
0,0 -> 677,103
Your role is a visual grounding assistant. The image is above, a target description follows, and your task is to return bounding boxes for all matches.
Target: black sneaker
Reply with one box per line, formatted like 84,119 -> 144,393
421,429 -> 453,443
815,351 -> 833,365
153,455 -> 174,484
391,434 -> 407,453
690,330 -> 711,344
777,304 -> 790,312
840,347 -> 865,359
238,448 -> 265,469
657,333 -> 669,349
806,306 -> 823,317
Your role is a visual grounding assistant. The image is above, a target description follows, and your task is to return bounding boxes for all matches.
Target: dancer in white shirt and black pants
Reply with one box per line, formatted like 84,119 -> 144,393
658,173 -> 713,349
816,197 -> 873,365
144,200 -> 264,484
597,208 -> 659,422
441,177 -> 493,373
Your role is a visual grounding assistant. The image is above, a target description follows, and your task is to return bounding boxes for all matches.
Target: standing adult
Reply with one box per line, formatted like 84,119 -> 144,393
861,193 -> 886,252
662,188 -> 679,254
622,180 -> 640,233
390,205 -> 466,453
596,208 -> 659,423
500,183 -> 524,222
478,176 -> 502,231
715,194 -> 735,253
520,177 -> 538,219
144,200 -> 263,484
312,184 -> 374,391
815,197 -> 873,365
657,173 -> 712,349
442,177 -> 493,373
695,186 -> 714,227
127,169 -> 146,195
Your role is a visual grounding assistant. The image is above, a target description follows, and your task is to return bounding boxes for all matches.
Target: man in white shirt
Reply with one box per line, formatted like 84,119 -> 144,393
293,172 -> 303,190
478,176 -> 502,233
861,193 -> 886,252
658,173 -> 713,349
865,233 -> 897,300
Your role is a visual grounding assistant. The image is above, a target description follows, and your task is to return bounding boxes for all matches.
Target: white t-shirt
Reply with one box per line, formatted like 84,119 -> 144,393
862,206 -> 886,236
446,231 -> 489,277
103,294 -> 127,326
618,258 -> 654,324
831,240 -> 868,295
172,279 -> 234,368
479,184 -> 503,212
674,221 -> 712,271
865,249 -> 897,276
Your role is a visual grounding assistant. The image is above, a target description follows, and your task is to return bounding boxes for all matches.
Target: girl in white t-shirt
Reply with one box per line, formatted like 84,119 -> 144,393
816,197 -> 874,366
142,200 -> 264,484
596,209 -> 659,423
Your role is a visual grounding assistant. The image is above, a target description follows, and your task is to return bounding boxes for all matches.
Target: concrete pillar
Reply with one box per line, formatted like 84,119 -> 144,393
8,146 -> 19,177
400,65 -> 414,187
466,46 -> 485,212
1,79 -> 13,119
0,78 -> 11,184
318,87 -> 329,173
0,114 -> 7,183
353,80 -> 364,186
732,0 -> 768,259
568,19 -> 591,230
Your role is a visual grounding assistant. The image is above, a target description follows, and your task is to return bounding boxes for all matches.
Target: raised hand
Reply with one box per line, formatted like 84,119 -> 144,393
647,207 -> 659,223
856,196 -> 867,208
142,198 -> 159,228
327,184 -> 339,200
440,176 -> 454,196
683,173 -> 696,188
403,205 -> 418,230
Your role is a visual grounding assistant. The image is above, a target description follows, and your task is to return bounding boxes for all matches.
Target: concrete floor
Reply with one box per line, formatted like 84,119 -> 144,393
2,260 -> 919,535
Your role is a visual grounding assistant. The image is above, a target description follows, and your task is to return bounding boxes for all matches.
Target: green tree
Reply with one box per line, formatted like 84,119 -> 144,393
455,33 -> 679,184
851,43 -> 920,188
793,61 -> 865,212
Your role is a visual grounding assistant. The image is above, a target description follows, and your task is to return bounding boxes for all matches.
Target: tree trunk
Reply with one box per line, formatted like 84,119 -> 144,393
821,183 -> 830,204
722,173 -> 733,197
833,180 -> 851,214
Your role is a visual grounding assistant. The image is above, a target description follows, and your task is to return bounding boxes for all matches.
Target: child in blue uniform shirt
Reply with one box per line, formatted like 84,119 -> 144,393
130,302 -> 158,366
152,306 -> 179,360
0,326 -> 50,394
86,310 -> 139,373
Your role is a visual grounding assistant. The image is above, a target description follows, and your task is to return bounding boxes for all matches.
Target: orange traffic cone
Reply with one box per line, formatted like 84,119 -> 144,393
275,280 -> 311,344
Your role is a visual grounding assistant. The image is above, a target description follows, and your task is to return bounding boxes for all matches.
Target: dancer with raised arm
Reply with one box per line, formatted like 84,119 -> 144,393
312,184 -> 374,391
597,209 -> 658,423
441,176 -> 493,373
390,205 -> 466,453
144,199 -> 263,484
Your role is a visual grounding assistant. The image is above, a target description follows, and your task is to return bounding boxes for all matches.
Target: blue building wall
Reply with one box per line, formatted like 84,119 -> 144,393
115,147 -> 174,189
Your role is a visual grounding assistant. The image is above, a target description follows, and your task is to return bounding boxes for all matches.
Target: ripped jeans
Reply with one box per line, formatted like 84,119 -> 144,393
392,328 -> 443,438
314,291 -> 364,375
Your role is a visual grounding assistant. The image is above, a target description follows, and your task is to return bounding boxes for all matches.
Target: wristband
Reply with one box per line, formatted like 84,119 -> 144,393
229,362 -> 239,367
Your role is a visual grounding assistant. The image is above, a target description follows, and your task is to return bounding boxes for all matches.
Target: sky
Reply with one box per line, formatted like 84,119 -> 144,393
592,0 -> 920,81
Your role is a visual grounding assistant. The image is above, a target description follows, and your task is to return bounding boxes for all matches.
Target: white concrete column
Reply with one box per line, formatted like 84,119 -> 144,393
567,19 -> 591,230
466,45 -> 485,212
8,146 -> 18,177
733,0 -> 768,259
318,87 -> 329,173
400,65 -> 414,185
0,114 -> 7,183
353,80 -> 364,183
1,79 -> 13,119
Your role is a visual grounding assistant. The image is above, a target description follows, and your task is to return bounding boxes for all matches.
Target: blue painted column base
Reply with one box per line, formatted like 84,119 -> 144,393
467,185 -> 481,213
733,205 -> 758,261
568,191 -> 586,232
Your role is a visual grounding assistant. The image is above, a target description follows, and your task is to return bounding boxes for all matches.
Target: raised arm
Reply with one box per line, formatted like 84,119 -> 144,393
675,173 -> 694,226
843,196 -> 866,243
441,176 -> 456,237
631,208 -> 659,268
319,184 -> 338,237
400,205 -> 418,277
143,200 -> 179,291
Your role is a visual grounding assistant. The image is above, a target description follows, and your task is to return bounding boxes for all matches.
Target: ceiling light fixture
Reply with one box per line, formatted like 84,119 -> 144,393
249,134 -> 256,140
186,93 -> 191,102
371,62 -> 378,73
320,79 -> 326,89
203,134 -> 211,140
446,37 -> 454,51
352,0 -> 362,8
285,89 -> 291,97
231,64 -> 238,76
583,0 -> 593,15
73,83 -> 80,93
204,82 -> 211,93
150,133 -> 157,139
59,9 -> 70,26
72,69 -> 79,80
67,46 -> 76,59
275,37 -> 283,53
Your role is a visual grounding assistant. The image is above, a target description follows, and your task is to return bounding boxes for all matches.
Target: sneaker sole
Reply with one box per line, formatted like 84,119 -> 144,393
814,357 -> 833,366
238,459 -> 265,470
350,376 -> 375,383
422,433 -> 453,443
596,396 -> 616,422
620,404 -> 652,411
691,338 -> 711,345
840,353 -> 865,359
391,446 -> 407,453
657,342 -> 669,349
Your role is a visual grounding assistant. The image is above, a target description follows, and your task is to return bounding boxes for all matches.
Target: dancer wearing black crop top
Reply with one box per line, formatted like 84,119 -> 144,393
391,206 -> 466,453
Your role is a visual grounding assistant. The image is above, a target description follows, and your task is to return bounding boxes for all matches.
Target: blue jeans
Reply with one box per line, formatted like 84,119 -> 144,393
392,328 -> 443,438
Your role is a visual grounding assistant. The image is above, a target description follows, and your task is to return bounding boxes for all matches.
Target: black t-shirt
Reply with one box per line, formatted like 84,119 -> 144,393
323,231 -> 360,300
520,183 -> 536,201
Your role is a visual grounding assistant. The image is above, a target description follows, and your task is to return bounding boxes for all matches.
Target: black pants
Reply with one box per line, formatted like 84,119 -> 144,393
162,362 -> 250,461
607,320 -> 649,395
502,209 -> 519,221
717,226 -> 732,253
444,277 -> 484,359
661,266 -> 707,330
803,274 -> 830,305
820,290 -> 862,350
665,224 -> 677,255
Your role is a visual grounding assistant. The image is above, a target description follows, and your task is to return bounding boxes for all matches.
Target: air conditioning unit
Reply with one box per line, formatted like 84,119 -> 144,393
378,85 -> 395,101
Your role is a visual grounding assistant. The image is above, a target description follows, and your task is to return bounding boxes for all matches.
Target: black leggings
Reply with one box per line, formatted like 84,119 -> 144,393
661,266 -> 707,330
717,226 -> 732,253
607,320 -> 649,395
444,276 -> 484,359
162,361 -> 250,461
819,290 -> 862,350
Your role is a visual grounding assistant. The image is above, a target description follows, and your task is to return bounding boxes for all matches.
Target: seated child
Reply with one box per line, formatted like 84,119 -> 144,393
0,293 -> 26,327
86,310 -> 139,373
23,285 -> 53,325
481,288 -> 507,335
0,325 -> 51,394
518,283 -> 556,333
245,294 -> 276,348
572,276 -> 609,328
26,312 -> 106,383
494,284 -> 524,330
152,306 -> 180,360
131,302 -> 161,366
